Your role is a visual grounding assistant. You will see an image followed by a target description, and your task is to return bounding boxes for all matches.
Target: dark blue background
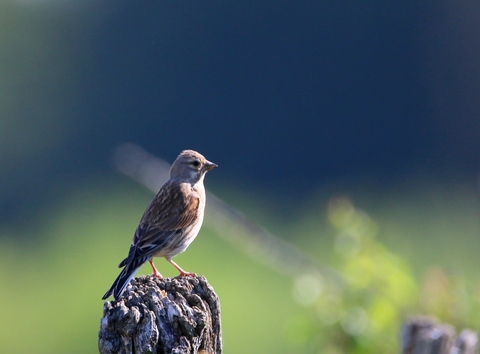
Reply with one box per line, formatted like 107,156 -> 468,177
2,0 -> 480,223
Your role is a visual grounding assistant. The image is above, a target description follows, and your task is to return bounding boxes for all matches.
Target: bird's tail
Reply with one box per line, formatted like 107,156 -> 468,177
102,259 -> 146,301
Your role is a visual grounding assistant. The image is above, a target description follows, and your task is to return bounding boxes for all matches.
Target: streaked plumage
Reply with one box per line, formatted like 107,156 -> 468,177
102,150 -> 217,301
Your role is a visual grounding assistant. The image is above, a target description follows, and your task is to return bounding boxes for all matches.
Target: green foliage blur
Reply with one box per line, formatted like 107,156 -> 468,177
302,196 -> 418,353
1,178 -> 480,353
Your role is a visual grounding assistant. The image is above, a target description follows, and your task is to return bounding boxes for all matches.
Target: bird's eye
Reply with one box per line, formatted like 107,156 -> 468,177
191,160 -> 200,167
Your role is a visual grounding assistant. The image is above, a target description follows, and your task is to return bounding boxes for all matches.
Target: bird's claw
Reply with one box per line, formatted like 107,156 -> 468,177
178,271 -> 197,277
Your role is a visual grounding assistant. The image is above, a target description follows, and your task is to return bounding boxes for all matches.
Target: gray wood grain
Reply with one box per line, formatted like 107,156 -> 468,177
401,317 -> 478,354
99,276 -> 222,354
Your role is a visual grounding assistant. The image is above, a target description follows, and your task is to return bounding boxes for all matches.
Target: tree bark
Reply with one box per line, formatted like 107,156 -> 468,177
98,275 -> 222,354
401,316 -> 478,354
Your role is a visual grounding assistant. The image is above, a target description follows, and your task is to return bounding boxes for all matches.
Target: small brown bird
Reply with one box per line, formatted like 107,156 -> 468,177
102,150 -> 217,301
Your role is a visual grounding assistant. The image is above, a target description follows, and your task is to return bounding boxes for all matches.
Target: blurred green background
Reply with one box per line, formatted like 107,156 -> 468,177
2,1 -> 480,353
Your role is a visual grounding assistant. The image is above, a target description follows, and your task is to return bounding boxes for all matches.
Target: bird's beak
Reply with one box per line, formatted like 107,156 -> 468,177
204,161 -> 218,171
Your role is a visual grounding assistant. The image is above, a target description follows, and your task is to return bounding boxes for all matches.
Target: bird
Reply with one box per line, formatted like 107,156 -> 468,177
102,150 -> 217,301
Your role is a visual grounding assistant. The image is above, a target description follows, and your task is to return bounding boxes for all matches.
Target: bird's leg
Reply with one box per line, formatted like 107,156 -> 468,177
149,260 -> 163,278
167,259 -> 197,277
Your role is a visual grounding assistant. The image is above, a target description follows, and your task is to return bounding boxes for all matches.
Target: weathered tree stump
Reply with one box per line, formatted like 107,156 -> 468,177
401,316 -> 478,354
99,275 -> 222,354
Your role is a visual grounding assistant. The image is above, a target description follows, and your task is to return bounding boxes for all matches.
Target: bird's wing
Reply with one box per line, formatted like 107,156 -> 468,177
132,181 -> 200,255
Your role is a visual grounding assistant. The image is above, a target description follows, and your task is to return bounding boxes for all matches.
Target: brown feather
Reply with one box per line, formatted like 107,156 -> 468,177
134,180 -> 201,250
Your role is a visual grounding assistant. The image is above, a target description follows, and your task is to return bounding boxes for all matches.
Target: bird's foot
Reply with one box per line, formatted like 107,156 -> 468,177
149,260 -> 163,278
168,259 -> 196,277
152,269 -> 163,278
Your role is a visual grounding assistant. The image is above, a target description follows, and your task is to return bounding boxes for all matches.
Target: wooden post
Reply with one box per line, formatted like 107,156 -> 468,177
98,276 -> 222,354
401,316 -> 478,354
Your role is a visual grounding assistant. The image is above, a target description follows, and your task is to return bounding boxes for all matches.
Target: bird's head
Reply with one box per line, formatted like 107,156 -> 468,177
170,150 -> 217,182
